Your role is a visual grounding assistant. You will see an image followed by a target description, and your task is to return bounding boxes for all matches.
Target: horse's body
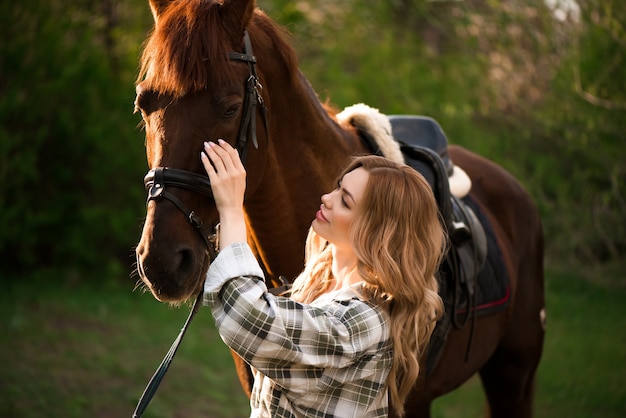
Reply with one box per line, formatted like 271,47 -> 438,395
134,0 -> 545,416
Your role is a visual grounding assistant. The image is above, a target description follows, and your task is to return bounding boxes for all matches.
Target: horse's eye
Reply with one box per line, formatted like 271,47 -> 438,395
223,104 -> 240,119
135,83 -> 160,116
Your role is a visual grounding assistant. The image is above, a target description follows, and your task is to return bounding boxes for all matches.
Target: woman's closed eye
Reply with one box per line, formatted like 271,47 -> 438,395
336,181 -> 351,208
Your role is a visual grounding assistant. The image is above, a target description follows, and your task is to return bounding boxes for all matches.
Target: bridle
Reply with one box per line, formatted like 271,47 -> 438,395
142,30 -> 268,260
133,30 -> 268,418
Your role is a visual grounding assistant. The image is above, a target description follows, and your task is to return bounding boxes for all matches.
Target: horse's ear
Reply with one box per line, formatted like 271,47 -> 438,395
221,0 -> 256,31
149,0 -> 175,22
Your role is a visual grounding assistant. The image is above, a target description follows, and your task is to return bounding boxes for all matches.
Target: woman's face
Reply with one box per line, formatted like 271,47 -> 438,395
312,167 -> 369,249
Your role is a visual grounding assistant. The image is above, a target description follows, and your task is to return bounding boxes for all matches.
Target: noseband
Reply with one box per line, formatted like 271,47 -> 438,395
134,31 -> 268,417
142,30 -> 268,258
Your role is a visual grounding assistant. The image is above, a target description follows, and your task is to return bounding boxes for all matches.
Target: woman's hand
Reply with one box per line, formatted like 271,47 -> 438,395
201,139 -> 247,248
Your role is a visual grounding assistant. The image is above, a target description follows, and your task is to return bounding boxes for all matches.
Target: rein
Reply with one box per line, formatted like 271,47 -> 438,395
133,30 -> 267,418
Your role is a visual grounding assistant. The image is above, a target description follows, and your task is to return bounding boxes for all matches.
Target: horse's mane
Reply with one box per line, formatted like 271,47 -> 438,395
137,1 -> 298,97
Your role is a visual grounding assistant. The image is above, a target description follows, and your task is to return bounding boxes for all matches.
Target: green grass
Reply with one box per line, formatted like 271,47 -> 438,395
432,264 -> 626,417
0,271 -> 250,417
1,265 -> 625,417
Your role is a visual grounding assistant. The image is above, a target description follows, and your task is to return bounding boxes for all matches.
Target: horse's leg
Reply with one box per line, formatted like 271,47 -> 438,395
399,391 -> 432,418
480,221 -> 545,417
479,341 -> 540,417
231,351 -> 254,397
447,145 -> 545,417
479,312 -> 544,417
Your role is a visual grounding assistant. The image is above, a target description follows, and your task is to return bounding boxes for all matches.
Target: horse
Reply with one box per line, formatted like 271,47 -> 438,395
134,0 -> 545,416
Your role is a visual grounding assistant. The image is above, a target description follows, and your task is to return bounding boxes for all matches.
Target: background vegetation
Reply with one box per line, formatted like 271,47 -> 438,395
1,0 -> 624,276
2,266 -> 625,417
1,0 -> 624,416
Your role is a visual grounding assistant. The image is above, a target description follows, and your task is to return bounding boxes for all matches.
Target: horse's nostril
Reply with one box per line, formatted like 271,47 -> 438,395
173,247 -> 195,284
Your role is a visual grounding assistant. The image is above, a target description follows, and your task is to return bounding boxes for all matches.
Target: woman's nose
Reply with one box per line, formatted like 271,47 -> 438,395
321,192 -> 331,207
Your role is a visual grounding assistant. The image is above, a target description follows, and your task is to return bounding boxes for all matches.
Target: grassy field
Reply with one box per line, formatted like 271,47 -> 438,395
1,264 -> 625,417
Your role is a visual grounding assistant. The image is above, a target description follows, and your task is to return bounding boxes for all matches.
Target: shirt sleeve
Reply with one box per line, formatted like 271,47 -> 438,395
202,243 -> 389,391
202,242 -> 265,301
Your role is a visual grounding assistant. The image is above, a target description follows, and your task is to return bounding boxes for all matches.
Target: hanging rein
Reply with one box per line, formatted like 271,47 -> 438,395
133,30 -> 268,418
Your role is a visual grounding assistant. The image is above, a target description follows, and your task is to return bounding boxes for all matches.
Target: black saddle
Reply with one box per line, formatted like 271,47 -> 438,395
359,115 -> 495,376
388,115 -> 486,256
389,115 -> 455,176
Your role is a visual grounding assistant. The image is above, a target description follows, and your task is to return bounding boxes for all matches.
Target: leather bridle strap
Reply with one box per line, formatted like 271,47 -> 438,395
132,291 -> 203,418
144,167 -> 217,259
228,30 -> 269,162
133,168 -> 218,418
132,195 -> 212,418
139,30 -> 268,256
133,30 -> 267,418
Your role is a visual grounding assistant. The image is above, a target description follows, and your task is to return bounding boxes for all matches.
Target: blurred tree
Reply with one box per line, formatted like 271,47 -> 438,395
531,0 -> 626,264
0,0 -> 622,279
268,0 -> 625,268
0,0 -> 151,278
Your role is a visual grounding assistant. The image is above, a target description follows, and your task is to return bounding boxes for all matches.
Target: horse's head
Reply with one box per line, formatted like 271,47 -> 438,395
135,0 -> 270,302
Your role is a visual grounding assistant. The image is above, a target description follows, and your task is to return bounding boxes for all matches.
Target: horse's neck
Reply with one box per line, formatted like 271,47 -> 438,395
245,71 -> 367,283
277,71 -> 365,163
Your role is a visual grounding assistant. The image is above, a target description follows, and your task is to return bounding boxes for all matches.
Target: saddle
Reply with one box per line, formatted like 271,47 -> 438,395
377,115 -> 488,289
358,114 -> 494,376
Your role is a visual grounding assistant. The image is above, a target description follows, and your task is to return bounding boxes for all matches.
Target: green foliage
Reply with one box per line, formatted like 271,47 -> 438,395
274,0 -> 625,268
0,0 -> 149,275
1,0 -> 623,279
515,0 -> 626,264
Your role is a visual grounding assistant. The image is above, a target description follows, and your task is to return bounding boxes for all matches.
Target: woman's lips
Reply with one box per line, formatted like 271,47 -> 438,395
316,206 -> 328,222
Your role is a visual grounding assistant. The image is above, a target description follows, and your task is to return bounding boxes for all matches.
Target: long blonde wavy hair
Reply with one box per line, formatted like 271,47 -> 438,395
290,155 -> 446,417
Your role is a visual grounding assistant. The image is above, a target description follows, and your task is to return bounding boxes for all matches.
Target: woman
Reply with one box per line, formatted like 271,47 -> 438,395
201,139 -> 445,417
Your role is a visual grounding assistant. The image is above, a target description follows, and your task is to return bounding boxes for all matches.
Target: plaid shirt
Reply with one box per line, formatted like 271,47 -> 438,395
204,243 -> 393,418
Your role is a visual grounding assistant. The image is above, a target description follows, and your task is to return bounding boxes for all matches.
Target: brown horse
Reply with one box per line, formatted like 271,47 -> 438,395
134,0 -> 545,416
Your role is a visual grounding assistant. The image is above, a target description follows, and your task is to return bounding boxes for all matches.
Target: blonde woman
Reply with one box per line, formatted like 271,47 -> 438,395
201,139 -> 445,417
